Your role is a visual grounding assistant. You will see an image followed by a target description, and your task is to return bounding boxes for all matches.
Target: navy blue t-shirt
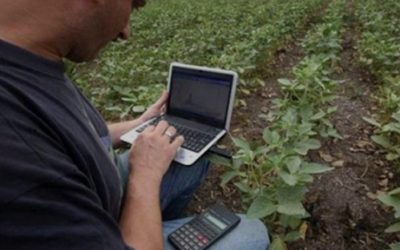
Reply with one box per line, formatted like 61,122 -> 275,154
0,40 -> 132,249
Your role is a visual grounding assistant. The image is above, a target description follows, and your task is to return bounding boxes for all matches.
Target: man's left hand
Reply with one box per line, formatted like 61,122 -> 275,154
108,91 -> 169,148
139,91 -> 168,123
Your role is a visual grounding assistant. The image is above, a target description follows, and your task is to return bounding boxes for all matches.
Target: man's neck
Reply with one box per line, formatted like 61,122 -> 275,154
0,33 -> 63,62
0,1 -> 66,62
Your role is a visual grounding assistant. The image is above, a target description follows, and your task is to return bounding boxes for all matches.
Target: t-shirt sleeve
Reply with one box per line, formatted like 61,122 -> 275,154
0,112 -> 133,250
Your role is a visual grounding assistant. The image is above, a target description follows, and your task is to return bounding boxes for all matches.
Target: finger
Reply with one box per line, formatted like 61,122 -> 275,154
153,120 -> 169,135
153,91 -> 169,109
160,105 -> 166,114
142,125 -> 155,133
165,126 -> 177,136
171,135 -> 185,148
164,126 -> 177,141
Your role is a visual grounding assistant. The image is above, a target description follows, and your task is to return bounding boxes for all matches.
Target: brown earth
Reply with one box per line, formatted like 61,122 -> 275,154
187,0 -> 400,249
289,0 -> 399,249
186,12 -> 312,216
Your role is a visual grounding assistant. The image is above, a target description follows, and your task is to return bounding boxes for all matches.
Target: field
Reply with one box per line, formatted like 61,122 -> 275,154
68,0 -> 400,249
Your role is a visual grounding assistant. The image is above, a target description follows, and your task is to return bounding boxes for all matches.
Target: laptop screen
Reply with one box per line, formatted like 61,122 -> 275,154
167,66 -> 233,128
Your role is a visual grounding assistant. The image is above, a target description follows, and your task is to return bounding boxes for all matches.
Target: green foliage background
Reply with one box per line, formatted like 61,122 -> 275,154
68,0 -> 323,120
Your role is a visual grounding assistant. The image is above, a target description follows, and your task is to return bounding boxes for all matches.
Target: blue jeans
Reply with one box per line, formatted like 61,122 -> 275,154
118,152 -> 270,249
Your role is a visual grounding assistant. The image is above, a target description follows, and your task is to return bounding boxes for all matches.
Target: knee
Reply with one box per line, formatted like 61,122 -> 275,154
239,216 -> 270,248
211,215 -> 270,250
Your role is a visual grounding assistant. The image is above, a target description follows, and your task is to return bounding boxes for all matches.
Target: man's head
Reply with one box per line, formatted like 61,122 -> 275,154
0,0 -> 146,62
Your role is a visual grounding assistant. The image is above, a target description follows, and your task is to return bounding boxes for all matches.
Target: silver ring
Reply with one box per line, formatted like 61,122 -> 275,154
165,131 -> 174,138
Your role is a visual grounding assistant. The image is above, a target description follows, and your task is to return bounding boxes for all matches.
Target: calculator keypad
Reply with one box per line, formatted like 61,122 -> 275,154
169,218 -> 223,250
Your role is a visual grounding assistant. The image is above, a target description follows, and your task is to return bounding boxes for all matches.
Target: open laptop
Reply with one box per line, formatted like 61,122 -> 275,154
120,62 -> 238,165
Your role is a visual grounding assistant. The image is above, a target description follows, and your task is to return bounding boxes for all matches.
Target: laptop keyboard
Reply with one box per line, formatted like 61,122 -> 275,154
136,117 -> 214,153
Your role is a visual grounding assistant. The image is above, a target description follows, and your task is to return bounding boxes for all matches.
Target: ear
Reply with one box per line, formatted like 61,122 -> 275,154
118,23 -> 131,40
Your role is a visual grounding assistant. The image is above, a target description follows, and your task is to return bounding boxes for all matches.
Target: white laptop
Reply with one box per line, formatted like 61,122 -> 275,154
121,62 -> 238,165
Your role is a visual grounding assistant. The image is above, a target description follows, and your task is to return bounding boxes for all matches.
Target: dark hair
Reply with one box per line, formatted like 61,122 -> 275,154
132,0 -> 146,9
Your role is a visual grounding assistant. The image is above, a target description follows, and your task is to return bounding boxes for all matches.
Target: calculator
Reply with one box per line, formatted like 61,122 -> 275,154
168,202 -> 241,250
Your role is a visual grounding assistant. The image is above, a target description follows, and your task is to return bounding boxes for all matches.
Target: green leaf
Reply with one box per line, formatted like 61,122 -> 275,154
232,158 -> 243,170
247,195 -> 277,219
254,146 -> 269,156
298,123 -> 313,136
300,162 -> 332,174
286,156 -> 302,174
278,78 -> 293,87
132,105 -> 146,113
310,111 -> 326,121
234,182 -> 251,193
383,123 -> 400,134
263,128 -> 280,145
387,153 -> 400,161
121,97 -> 137,103
282,108 -> 298,124
392,112 -> 400,122
389,188 -> 400,196
277,186 -> 307,216
298,174 -> 314,183
378,192 -> 400,208
279,214 -> 303,229
294,139 -> 321,155
270,236 -> 287,250
385,222 -> 400,233
284,231 -> 302,242
279,171 -> 298,186
363,117 -> 381,127
220,171 -> 238,186
327,127 -> 343,139
327,106 -> 338,114
206,154 -> 231,167
232,138 -> 251,151
372,135 -> 392,149
390,242 -> 400,250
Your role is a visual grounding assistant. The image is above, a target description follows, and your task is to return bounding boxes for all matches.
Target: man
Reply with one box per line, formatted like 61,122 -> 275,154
0,0 -> 269,249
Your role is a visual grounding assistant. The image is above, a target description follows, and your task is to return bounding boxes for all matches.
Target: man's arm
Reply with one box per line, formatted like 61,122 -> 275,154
119,121 -> 184,249
108,119 -> 145,148
108,91 -> 168,148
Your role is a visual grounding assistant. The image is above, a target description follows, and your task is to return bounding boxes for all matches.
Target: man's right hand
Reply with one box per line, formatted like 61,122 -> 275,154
121,121 -> 183,250
128,120 -> 184,184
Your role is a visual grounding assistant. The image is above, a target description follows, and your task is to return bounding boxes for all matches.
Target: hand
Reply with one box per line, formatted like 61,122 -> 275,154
128,121 -> 184,184
139,91 -> 168,123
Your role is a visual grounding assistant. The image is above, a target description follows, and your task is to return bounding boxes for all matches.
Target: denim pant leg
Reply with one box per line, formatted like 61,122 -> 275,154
159,159 -> 210,220
162,215 -> 270,250
118,152 -> 210,220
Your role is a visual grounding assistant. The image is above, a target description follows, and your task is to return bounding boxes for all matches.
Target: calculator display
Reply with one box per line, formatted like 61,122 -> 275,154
205,213 -> 227,230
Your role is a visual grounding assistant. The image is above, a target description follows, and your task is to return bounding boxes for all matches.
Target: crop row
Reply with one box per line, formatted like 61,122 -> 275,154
356,1 -> 400,249
68,0 -> 325,120
219,0 -> 347,248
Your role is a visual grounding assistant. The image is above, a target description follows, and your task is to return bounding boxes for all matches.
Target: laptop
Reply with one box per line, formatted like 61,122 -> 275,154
120,62 -> 238,165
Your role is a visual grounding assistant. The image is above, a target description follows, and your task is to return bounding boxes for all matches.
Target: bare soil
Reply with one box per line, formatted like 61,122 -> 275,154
289,1 -> 400,248
186,21 -> 309,215
187,0 -> 400,249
